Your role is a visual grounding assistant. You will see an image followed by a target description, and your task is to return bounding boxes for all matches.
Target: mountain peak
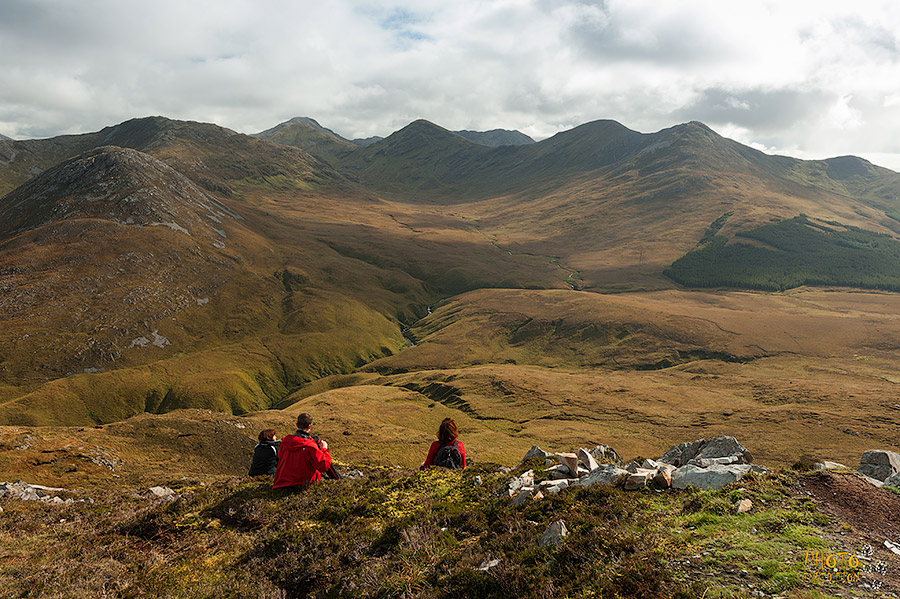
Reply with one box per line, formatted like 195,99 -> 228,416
0,145 -> 237,241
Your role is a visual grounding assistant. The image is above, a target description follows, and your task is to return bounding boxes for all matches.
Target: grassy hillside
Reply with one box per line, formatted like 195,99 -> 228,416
0,408 -> 898,598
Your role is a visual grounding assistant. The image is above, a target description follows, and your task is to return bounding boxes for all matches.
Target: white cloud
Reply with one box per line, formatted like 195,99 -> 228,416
0,0 -> 899,170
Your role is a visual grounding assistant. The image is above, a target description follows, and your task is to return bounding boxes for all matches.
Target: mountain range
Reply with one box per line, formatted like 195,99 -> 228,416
2,113 -> 900,439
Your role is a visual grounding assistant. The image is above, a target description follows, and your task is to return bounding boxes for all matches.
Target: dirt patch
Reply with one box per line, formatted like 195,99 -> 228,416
800,471 -> 900,594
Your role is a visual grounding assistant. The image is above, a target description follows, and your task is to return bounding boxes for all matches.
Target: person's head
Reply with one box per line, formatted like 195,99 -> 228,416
296,412 -> 313,431
258,429 -> 277,443
437,417 -> 458,444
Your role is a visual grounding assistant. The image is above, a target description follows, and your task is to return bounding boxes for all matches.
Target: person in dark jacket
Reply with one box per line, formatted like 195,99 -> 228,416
273,413 -> 334,489
421,417 -> 467,469
249,429 -> 280,476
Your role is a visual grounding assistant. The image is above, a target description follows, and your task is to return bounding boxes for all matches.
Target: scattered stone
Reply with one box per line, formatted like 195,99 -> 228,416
550,469 -> 571,480
642,458 -> 661,469
671,464 -> 752,490
507,470 -> 534,496
624,460 -> 641,473
578,448 -> 599,472
146,486 -> 177,499
343,470 -> 365,479
498,467 -> 511,474
473,475 -> 483,486
545,480 -> 569,494
0,480 -> 83,505
477,558 -> 501,572
735,499 -> 753,513
532,490 -> 544,502
858,450 -> 900,482
521,445 -> 551,462
511,489 -> 533,506
556,453 -> 579,477
576,464 -> 629,488
885,472 -> 900,487
539,520 -> 568,547
885,540 -> 900,556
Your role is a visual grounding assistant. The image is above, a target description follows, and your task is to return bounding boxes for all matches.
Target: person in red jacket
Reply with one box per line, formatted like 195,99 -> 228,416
273,413 -> 333,489
421,417 -> 467,469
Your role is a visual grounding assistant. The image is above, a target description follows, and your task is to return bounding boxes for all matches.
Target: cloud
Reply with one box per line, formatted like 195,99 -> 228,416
1,0 -> 899,170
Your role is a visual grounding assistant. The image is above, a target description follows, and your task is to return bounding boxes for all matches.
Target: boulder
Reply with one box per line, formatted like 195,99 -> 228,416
660,435 -> 752,467
578,448 -> 600,472
642,458 -> 661,469
521,445 -> 551,462
858,450 -> 900,482
539,520 -> 568,547
146,486 -> 177,499
556,453 -> 579,477
671,464 -> 752,490
588,445 -> 621,464
624,460 -> 641,473
624,471 -> 653,491
576,464 -> 629,488
653,466 -> 673,488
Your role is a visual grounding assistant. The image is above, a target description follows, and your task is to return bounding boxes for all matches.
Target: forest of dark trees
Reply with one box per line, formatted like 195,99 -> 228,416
664,215 -> 900,291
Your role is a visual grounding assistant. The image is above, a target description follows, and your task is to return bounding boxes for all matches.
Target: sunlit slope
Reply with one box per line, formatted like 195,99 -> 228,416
275,287 -> 900,467
0,147 -> 409,425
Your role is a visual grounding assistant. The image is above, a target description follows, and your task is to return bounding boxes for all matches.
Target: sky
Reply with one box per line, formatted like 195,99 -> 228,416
2,0 -> 900,170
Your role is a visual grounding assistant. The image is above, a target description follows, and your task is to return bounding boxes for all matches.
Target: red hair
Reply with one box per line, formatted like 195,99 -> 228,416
437,418 -> 458,444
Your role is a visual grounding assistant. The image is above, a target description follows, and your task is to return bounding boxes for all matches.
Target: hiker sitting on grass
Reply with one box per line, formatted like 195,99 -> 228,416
273,413 -> 340,488
421,417 -> 466,470
248,429 -> 280,476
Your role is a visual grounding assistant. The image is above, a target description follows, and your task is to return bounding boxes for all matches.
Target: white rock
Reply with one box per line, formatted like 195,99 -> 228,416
477,558 -> 501,572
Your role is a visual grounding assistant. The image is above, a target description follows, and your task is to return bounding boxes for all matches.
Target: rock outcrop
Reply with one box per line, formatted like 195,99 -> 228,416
858,450 -> 900,482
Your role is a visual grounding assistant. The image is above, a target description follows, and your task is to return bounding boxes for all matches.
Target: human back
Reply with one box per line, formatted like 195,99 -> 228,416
422,417 -> 466,470
273,413 -> 333,488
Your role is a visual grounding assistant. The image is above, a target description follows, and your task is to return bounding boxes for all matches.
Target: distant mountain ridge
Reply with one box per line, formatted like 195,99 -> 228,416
5,113 -> 900,426
455,128 -> 534,147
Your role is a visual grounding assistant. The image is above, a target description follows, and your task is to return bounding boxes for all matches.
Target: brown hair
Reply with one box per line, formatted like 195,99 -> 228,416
297,412 -> 313,430
258,429 -> 277,442
437,417 -> 458,444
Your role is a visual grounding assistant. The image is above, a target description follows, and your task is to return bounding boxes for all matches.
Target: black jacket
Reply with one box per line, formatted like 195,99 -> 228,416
248,439 -> 280,476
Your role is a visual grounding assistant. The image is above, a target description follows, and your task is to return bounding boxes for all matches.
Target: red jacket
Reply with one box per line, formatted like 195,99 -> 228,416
422,439 -> 466,469
273,432 -> 332,488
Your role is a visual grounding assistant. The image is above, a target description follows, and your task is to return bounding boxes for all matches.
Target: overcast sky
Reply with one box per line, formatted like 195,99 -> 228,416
2,0 -> 900,170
